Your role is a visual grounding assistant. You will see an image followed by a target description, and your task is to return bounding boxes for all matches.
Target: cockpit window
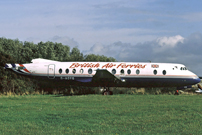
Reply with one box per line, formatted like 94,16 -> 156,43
173,66 -> 178,70
180,67 -> 187,70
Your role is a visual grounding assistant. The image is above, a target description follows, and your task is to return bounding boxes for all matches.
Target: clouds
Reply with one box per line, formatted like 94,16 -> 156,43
182,12 -> 202,22
1,0 -> 202,47
0,1 -> 200,41
156,35 -> 184,47
84,33 -> 202,76
51,36 -> 79,48
0,0 -> 202,75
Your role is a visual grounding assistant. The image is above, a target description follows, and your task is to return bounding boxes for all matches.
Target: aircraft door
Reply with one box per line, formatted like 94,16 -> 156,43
48,64 -> 55,79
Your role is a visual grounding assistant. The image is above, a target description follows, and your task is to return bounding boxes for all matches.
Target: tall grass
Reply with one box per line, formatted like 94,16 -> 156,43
0,85 -> 199,96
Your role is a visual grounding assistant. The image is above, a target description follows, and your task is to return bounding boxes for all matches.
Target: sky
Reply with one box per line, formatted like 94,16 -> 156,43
0,0 -> 202,76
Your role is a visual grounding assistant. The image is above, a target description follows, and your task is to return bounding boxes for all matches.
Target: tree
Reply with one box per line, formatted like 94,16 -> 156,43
70,47 -> 83,61
84,54 -> 116,62
0,37 -> 117,95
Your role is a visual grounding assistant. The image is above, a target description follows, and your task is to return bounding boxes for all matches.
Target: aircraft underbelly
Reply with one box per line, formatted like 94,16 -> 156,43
43,76 -> 199,87
124,77 -> 198,87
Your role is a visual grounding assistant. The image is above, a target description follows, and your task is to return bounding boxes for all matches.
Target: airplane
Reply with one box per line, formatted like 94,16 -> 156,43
4,58 -> 201,95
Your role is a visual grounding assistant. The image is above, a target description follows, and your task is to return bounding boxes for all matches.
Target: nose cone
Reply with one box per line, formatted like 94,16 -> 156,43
189,70 -> 201,84
195,77 -> 201,84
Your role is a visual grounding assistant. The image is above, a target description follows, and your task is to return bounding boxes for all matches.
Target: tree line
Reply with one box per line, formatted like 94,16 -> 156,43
0,37 -> 116,95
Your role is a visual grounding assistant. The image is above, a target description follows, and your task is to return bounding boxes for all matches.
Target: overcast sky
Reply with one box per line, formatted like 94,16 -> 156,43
0,0 -> 202,76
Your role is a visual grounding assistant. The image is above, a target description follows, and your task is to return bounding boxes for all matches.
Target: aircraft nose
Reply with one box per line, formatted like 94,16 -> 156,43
195,77 -> 201,84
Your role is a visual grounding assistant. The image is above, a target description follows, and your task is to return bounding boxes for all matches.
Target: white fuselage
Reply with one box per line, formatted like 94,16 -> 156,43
5,58 -> 201,87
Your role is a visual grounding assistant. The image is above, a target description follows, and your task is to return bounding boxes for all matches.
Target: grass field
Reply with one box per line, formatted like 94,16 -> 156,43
0,94 -> 202,135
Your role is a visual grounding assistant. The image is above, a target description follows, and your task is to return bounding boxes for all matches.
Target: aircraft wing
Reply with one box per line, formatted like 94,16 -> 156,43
92,69 -> 124,84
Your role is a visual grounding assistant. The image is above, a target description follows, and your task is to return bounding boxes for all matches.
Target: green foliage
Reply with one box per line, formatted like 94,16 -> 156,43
84,54 -> 116,62
69,47 -> 83,61
0,37 -> 117,94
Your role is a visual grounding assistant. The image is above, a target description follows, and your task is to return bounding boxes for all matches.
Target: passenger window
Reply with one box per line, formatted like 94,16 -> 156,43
88,68 -> 92,74
153,70 -> 157,75
65,69 -> 69,74
127,69 -> 131,75
136,69 -> 140,75
163,70 -> 166,75
120,69 -> 124,75
72,69 -> 76,74
80,69 -> 84,74
59,68 -> 62,74
112,69 -> 116,74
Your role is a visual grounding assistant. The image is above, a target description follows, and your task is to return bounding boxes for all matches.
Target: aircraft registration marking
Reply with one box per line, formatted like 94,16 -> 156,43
60,76 -> 74,80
